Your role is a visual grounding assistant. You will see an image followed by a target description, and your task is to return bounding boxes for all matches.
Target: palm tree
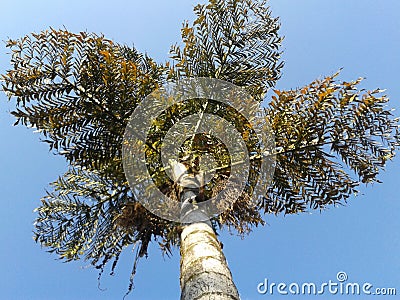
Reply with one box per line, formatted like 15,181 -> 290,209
2,0 -> 399,299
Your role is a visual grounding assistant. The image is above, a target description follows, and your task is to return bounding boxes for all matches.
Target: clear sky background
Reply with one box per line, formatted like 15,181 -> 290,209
0,1 -> 399,299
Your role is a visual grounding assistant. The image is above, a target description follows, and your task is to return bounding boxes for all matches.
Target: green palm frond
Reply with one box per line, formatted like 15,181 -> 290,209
170,0 -> 284,100
264,73 -> 400,214
3,28 -> 163,176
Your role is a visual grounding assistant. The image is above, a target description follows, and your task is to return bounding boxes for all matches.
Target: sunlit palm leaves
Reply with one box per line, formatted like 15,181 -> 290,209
170,0 -> 283,100
264,74 -> 400,214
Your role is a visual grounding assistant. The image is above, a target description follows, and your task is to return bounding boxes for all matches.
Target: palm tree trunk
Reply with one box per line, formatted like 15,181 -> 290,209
180,222 -> 240,300
171,159 -> 239,299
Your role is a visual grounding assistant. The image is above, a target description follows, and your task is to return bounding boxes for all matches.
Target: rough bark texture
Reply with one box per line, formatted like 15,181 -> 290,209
180,222 -> 240,300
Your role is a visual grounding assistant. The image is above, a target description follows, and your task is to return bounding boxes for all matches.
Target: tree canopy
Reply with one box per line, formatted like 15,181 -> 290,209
2,0 -> 399,295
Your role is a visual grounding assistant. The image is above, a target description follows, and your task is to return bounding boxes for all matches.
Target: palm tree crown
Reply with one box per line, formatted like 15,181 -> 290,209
2,0 -> 399,295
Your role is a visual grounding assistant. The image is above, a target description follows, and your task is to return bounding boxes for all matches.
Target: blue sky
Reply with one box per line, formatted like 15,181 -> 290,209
0,1 -> 399,299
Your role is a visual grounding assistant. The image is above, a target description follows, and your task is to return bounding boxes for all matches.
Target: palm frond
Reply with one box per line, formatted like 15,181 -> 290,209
263,72 -> 400,214
169,0 -> 284,100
